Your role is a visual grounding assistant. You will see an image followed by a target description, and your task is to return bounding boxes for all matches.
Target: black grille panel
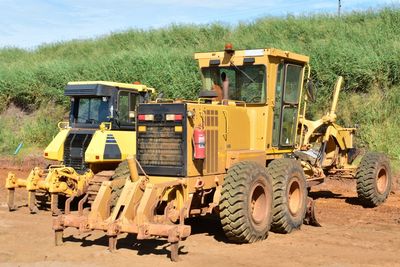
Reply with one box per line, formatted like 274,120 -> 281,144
138,126 -> 183,167
63,132 -> 93,172
136,103 -> 187,177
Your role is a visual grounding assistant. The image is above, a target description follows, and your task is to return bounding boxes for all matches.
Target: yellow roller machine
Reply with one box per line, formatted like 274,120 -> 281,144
6,81 -> 155,214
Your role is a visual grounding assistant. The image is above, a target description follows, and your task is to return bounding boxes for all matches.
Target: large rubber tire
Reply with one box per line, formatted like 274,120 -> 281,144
112,160 -> 130,181
219,161 -> 273,243
356,152 -> 392,207
267,158 -> 307,234
109,161 -> 130,209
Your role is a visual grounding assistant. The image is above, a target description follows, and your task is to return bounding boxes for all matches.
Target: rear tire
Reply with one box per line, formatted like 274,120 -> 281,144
356,152 -> 391,207
267,158 -> 307,234
219,161 -> 273,243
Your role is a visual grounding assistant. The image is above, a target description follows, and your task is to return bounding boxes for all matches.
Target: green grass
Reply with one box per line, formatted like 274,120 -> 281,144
0,105 -> 66,155
0,8 -> 400,170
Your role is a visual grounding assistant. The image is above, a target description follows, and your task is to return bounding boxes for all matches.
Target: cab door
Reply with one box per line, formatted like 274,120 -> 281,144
117,90 -> 138,130
272,63 -> 303,148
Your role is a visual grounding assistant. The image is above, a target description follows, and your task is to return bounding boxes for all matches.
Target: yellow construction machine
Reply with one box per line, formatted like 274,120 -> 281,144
54,45 -> 392,261
5,81 -> 155,214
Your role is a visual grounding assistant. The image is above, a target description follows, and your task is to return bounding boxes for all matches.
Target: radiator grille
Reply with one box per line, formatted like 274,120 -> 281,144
136,103 -> 187,177
63,133 -> 93,172
137,126 -> 183,167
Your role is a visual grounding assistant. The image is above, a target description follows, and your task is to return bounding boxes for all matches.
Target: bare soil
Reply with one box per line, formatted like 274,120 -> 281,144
0,167 -> 399,267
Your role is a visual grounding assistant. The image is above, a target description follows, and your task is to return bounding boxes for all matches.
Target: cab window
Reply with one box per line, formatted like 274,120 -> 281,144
284,65 -> 302,104
118,91 -> 138,126
70,96 -> 110,125
201,65 -> 266,103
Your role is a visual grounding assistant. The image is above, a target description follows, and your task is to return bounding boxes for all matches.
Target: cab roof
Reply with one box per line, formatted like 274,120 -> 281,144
194,47 -> 309,66
65,81 -> 155,96
67,81 -> 155,92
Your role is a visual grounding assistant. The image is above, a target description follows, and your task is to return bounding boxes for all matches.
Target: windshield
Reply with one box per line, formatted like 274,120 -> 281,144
71,97 -> 110,124
201,64 -> 266,103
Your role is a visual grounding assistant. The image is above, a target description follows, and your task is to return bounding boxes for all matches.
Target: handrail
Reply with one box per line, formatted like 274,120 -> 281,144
155,98 -> 174,103
222,110 -> 229,140
57,121 -> 70,130
100,122 -> 112,131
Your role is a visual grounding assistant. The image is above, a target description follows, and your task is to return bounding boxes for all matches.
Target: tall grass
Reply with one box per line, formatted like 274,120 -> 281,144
0,8 -> 399,163
0,105 -> 66,155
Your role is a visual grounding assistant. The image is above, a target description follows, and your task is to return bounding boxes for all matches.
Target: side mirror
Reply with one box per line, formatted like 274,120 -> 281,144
306,79 -> 317,102
156,92 -> 164,100
143,92 -> 150,103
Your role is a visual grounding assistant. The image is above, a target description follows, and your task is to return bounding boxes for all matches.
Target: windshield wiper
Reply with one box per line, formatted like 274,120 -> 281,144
229,62 -> 256,83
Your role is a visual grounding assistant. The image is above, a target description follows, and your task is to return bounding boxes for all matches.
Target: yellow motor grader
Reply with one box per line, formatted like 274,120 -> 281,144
5,81 -> 155,214
53,45 -> 392,261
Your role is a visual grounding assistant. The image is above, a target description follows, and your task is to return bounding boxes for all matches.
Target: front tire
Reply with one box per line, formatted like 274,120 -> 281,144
356,152 -> 391,207
219,161 -> 273,243
267,158 -> 307,234
109,160 -> 130,209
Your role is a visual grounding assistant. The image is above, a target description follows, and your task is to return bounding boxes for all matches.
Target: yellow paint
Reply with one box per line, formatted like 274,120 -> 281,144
6,166 -> 93,197
85,130 -> 136,162
138,126 -> 147,132
43,128 -> 70,161
174,126 -> 183,132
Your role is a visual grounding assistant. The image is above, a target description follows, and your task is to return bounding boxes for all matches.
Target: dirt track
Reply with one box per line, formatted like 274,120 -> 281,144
0,168 -> 399,267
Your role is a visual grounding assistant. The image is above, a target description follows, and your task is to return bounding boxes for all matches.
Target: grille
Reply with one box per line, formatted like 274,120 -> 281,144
63,133 -> 93,172
137,126 -> 183,167
204,110 -> 218,174
136,103 -> 187,177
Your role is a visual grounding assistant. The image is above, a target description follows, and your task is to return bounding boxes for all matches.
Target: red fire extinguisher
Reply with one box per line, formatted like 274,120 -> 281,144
193,127 -> 206,159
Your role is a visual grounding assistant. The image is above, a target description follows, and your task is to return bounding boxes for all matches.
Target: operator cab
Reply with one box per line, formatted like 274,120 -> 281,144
198,45 -> 267,104
195,44 -> 309,151
65,81 -> 155,130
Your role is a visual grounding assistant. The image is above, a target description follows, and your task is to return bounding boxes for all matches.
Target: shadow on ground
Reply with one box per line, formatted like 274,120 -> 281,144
61,215 -> 228,259
56,188 -> 380,259
63,233 -> 188,258
309,190 -> 368,207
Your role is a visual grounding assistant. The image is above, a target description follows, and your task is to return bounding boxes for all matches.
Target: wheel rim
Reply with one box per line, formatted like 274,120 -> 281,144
288,178 -> 301,216
376,167 -> 388,194
249,180 -> 269,226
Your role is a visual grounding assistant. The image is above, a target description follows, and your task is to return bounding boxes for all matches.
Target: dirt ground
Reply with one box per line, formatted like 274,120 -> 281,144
0,168 -> 399,267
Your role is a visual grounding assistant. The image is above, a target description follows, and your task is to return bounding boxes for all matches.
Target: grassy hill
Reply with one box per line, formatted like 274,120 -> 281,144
0,8 -> 399,165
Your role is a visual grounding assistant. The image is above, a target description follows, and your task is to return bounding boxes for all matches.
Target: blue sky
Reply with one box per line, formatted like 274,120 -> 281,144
0,0 -> 398,49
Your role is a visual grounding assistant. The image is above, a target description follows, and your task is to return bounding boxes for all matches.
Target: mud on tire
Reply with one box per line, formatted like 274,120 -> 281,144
356,152 -> 392,207
267,158 -> 307,234
219,161 -> 273,243
109,160 -> 130,209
